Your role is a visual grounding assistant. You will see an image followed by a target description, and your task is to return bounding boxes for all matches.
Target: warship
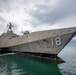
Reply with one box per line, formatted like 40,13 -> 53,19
0,22 -> 76,61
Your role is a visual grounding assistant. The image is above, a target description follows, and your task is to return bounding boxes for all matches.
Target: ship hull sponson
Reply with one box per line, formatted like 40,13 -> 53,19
9,32 -> 76,55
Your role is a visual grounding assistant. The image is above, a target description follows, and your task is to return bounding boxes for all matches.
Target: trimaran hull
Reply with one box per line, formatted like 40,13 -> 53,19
0,26 -> 76,61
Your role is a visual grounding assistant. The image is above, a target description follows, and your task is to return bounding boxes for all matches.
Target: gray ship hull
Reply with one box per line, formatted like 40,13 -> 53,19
0,27 -> 76,61
9,32 -> 75,54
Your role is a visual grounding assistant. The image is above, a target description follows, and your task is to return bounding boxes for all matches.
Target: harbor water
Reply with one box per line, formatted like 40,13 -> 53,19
0,45 -> 76,75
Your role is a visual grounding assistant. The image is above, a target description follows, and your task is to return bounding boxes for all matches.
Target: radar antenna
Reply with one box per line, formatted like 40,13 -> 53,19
7,22 -> 14,31
22,31 -> 29,35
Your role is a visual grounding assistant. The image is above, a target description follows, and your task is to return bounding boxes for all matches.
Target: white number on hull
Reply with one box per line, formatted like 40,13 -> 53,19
55,37 -> 62,45
51,38 -> 54,46
51,37 -> 62,46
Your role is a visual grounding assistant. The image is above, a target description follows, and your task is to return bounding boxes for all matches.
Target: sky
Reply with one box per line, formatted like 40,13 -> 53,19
0,0 -> 76,40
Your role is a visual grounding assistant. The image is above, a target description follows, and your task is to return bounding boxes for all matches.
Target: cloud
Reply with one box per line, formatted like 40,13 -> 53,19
0,16 -> 7,34
0,0 -> 76,35
28,0 -> 76,27
0,16 -> 6,22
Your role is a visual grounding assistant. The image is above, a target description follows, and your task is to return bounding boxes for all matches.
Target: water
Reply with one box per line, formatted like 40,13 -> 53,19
58,46 -> 76,75
0,46 -> 76,75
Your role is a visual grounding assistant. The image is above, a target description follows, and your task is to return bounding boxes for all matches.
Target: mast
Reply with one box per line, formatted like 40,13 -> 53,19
7,22 -> 14,32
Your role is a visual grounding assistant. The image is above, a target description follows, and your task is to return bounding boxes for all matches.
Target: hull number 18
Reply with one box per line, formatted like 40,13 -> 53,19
51,37 -> 62,46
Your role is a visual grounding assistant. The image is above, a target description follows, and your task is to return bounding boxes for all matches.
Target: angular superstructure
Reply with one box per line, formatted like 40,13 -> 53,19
0,23 -> 76,61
